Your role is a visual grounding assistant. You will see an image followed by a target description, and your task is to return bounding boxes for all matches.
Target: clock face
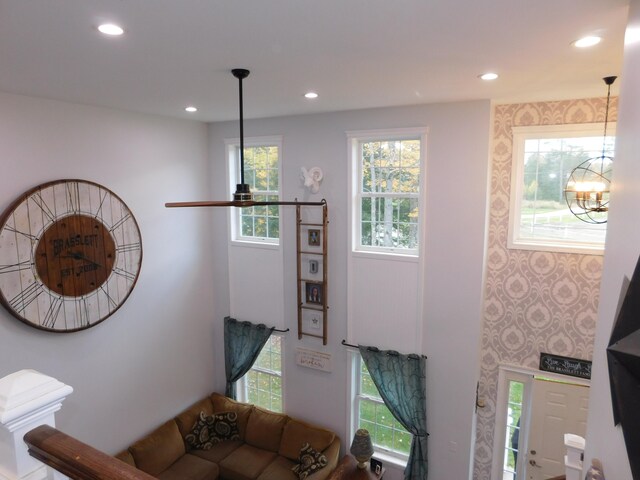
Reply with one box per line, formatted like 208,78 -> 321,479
0,180 -> 142,332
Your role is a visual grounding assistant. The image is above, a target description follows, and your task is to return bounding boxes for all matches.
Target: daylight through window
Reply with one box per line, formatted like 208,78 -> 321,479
355,358 -> 411,461
509,124 -> 615,254
228,138 -> 281,243
502,380 -> 523,480
239,335 -> 283,412
350,130 -> 424,255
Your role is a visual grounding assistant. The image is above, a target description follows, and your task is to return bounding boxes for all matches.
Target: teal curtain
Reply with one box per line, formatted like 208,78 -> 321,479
224,316 -> 274,399
359,345 -> 428,480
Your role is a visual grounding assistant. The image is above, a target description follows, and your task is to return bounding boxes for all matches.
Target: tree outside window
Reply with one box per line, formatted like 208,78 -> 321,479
510,125 -> 614,253
240,145 -> 279,239
356,358 -> 411,459
228,139 -> 281,244
239,335 -> 283,412
358,138 -> 421,253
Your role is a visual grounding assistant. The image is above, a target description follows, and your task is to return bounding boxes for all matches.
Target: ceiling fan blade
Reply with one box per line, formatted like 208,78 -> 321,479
165,200 -> 257,208
165,199 -> 327,208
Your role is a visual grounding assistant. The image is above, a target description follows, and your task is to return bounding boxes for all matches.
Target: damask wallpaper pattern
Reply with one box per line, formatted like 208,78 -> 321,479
473,97 -> 617,479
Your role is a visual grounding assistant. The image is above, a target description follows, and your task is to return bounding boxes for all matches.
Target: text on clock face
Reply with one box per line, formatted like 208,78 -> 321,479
51,233 -> 100,257
60,262 -> 100,278
35,215 -> 116,297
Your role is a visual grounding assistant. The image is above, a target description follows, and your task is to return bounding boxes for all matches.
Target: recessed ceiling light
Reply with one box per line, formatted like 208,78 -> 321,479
98,23 -> 124,36
185,106 -> 198,113
304,92 -> 319,99
479,72 -> 499,81
573,36 -> 602,48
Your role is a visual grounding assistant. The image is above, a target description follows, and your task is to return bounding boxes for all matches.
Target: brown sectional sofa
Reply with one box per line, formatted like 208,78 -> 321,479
115,392 -> 341,480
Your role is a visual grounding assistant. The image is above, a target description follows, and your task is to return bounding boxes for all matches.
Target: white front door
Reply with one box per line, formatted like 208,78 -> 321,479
525,378 -> 589,480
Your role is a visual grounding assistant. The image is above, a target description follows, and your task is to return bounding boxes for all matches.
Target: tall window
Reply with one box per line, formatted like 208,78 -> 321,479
353,357 -> 411,463
349,129 -> 425,256
237,335 -> 283,412
509,124 -> 615,254
228,137 -> 281,243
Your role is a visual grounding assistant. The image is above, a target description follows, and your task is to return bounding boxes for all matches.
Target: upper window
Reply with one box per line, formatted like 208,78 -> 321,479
352,356 -> 411,464
349,129 -> 426,256
227,137 -> 282,244
237,335 -> 283,412
509,124 -> 615,255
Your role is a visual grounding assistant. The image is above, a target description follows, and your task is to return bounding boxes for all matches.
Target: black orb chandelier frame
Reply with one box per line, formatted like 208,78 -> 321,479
563,76 -> 617,224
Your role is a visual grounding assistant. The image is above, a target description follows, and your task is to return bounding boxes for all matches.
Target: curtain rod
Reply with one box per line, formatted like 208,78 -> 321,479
341,339 -> 427,359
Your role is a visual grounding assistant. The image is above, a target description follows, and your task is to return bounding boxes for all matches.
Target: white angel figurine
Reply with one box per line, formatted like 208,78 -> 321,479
300,167 -> 324,194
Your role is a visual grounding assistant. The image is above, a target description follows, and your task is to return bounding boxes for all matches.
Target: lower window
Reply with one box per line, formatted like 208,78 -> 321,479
354,357 -> 411,462
238,335 -> 283,412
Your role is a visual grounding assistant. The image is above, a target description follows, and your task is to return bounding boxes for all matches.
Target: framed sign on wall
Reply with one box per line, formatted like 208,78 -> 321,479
0,179 -> 142,332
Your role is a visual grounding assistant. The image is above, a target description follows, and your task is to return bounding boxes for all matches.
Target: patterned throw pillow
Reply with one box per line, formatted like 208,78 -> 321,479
185,411 -> 214,450
291,442 -> 328,479
210,411 -> 240,442
185,411 -> 240,450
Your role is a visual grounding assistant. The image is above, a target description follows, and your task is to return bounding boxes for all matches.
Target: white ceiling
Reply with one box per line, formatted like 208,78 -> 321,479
0,0 -> 629,122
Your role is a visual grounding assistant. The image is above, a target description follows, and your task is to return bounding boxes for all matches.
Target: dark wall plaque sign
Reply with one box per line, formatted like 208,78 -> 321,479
539,352 -> 592,380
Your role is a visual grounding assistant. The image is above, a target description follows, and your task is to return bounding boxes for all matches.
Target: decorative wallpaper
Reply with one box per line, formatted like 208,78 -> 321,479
473,97 -> 618,480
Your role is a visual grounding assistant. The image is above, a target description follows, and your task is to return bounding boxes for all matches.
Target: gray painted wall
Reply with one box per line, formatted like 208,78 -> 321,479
208,100 -> 491,480
0,92 -> 215,453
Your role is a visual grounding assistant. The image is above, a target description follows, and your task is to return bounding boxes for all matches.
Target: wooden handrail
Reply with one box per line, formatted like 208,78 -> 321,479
23,425 -> 156,480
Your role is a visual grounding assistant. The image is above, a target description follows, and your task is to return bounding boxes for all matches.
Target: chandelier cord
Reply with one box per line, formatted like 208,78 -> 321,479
602,80 -> 613,159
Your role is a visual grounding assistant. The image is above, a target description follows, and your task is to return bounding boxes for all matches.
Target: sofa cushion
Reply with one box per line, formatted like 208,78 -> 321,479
157,453 -> 219,480
279,419 -> 336,461
255,455 -> 298,480
210,393 -> 253,440
291,443 -> 328,480
219,444 -> 277,480
244,406 -> 288,452
190,439 -> 243,464
129,420 -> 186,476
175,397 -> 215,439
114,449 -> 136,467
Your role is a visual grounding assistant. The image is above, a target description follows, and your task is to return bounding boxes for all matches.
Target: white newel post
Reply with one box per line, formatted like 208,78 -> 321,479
0,370 -> 73,480
564,433 -> 586,480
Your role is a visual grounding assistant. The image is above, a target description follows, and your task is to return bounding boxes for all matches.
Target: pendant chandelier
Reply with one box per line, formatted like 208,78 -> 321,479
563,76 -> 617,224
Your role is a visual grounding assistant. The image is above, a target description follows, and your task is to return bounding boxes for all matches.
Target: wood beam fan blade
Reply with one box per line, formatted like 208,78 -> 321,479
165,199 -> 327,208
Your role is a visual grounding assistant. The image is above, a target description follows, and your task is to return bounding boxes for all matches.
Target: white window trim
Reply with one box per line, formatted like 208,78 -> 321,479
226,135 -> 283,247
347,350 -> 409,468
237,333 -> 285,411
508,123 -> 615,255
347,128 -> 427,258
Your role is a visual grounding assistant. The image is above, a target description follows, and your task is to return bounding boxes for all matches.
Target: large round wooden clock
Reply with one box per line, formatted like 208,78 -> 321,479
0,179 -> 142,332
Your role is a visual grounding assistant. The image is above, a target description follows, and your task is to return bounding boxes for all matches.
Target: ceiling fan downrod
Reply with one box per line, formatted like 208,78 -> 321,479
232,68 -> 252,202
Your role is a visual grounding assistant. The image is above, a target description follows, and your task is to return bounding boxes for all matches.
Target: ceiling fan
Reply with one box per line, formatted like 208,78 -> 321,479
165,69 -> 325,209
